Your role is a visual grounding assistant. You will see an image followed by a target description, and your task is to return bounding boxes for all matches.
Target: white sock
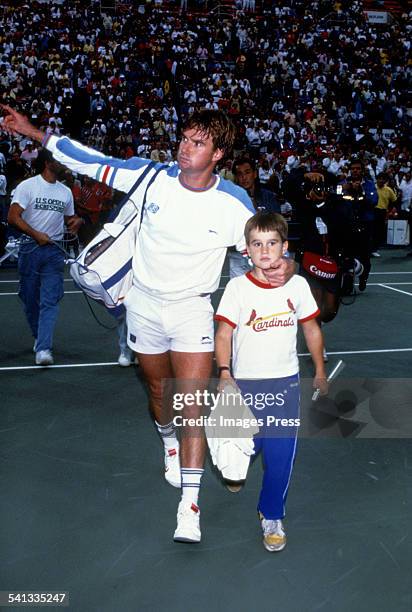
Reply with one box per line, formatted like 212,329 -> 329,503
181,468 -> 204,506
155,420 -> 179,452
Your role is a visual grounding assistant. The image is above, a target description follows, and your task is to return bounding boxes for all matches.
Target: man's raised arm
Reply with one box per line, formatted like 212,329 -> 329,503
1,104 -> 155,194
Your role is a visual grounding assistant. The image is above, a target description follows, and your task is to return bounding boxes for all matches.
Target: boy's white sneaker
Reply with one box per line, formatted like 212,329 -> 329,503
164,446 -> 181,488
259,512 -> 287,552
35,350 -> 54,366
174,501 -> 201,543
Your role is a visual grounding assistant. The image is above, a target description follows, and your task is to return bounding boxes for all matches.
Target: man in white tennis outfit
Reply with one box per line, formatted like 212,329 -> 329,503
2,105 -> 294,542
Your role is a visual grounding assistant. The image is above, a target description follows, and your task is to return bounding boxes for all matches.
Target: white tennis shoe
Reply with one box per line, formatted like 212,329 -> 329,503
259,512 -> 287,552
174,500 -> 201,543
164,445 -> 181,488
35,350 -> 54,366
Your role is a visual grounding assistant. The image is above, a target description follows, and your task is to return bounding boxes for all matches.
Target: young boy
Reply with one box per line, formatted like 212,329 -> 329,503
215,211 -> 328,552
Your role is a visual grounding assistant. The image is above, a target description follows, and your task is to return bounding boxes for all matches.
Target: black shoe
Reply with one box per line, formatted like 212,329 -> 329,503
358,277 -> 367,292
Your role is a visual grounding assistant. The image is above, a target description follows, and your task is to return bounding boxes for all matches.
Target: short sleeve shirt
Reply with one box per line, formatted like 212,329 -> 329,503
215,272 -> 319,378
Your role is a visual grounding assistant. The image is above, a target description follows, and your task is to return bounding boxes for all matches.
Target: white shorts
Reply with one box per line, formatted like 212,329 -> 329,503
124,285 -> 214,354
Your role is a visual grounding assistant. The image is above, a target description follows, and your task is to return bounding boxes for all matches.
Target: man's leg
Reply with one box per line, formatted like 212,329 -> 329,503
117,314 -> 134,366
356,227 -> 372,292
137,350 -> 212,468
136,351 -> 181,487
136,351 -> 174,423
170,350 -> 213,467
36,246 -> 64,352
131,290 -> 213,541
18,249 -> 41,342
170,351 -> 213,542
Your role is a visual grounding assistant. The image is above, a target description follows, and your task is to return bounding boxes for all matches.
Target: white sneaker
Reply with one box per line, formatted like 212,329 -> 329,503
371,251 -> 381,258
164,445 -> 181,488
174,500 -> 201,542
259,512 -> 286,552
323,347 -> 329,363
35,350 -> 54,366
118,351 -> 132,367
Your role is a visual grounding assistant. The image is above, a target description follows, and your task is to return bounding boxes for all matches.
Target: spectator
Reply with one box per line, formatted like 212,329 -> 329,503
373,172 -> 397,256
229,156 -> 282,278
20,141 -> 39,168
7,149 -> 83,365
341,159 -> 378,291
399,171 -> 412,212
0,172 -> 7,223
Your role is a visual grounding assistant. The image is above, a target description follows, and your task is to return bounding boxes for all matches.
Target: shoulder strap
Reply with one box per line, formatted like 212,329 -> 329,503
108,161 -> 158,220
138,164 -> 167,231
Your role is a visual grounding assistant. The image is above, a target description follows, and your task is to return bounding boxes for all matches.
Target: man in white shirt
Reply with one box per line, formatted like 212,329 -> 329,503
399,171 -> 412,211
2,105 -> 294,543
8,149 -> 83,365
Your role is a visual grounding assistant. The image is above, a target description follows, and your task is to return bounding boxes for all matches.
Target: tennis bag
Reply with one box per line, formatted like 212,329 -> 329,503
70,162 -> 165,313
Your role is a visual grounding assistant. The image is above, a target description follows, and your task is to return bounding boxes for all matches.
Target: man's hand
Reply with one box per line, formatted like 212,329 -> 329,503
262,257 -> 295,287
313,376 -> 328,396
35,231 -> 51,246
217,373 -> 239,393
304,172 -> 324,183
66,216 -> 84,234
0,104 -> 44,141
342,180 -> 362,194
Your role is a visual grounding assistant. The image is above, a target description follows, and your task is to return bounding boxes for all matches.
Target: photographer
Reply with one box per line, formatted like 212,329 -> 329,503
339,159 -> 378,291
293,172 -> 360,359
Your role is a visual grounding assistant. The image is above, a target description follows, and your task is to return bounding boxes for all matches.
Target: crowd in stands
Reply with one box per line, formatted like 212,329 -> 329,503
0,0 -> 411,231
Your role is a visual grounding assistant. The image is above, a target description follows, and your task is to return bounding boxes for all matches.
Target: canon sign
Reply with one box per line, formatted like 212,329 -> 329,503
309,265 -> 337,279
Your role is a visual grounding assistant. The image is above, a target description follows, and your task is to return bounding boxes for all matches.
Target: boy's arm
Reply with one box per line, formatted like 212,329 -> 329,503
301,319 -> 328,395
215,320 -> 236,391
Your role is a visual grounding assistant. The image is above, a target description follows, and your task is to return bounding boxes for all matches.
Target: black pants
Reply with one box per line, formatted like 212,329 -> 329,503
353,222 -> 373,284
373,208 -> 387,251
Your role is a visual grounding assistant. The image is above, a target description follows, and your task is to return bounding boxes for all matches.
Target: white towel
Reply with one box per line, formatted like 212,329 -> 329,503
205,383 -> 259,481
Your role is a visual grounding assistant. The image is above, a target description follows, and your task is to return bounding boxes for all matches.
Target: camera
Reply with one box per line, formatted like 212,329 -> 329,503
312,183 -> 326,197
302,178 -> 327,201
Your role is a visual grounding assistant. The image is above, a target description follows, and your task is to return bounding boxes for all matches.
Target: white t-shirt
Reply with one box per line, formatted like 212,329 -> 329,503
215,272 -> 319,379
44,134 -> 254,300
0,174 -> 7,196
12,174 -> 74,240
